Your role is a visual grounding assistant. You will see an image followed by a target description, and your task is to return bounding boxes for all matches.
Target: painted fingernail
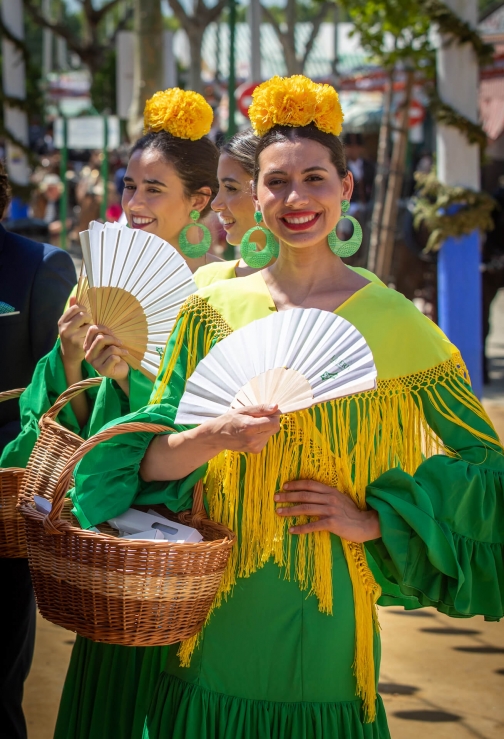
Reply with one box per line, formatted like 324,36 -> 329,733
283,483 -> 290,489
277,507 -> 284,513
273,494 -> 279,501
289,527 -> 295,533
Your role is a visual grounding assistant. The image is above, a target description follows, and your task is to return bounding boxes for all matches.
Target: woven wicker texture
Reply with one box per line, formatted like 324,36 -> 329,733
0,388 -> 26,557
19,377 -> 103,506
19,421 -> 235,646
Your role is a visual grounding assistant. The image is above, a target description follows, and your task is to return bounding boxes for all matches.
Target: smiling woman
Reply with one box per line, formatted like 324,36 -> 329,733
67,76 -> 504,739
122,132 -> 218,251
0,88 -> 263,739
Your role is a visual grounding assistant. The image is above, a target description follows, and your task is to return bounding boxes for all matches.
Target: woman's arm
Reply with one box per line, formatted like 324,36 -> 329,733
140,404 -> 281,481
58,299 -> 92,426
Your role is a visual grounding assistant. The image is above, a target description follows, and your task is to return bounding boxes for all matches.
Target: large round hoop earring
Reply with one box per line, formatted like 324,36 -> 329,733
178,210 -> 211,259
240,211 -> 279,269
327,199 -> 363,258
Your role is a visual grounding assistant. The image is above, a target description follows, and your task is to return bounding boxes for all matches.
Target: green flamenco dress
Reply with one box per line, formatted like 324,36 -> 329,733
52,258 -> 275,739
68,273 -> 504,739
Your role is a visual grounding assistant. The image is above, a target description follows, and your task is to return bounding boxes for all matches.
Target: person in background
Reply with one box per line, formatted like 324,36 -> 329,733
342,133 -> 376,266
105,181 -> 122,223
343,132 -> 375,208
0,162 -> 76,739
482,174 -> 504,383
29,173 -> 69,247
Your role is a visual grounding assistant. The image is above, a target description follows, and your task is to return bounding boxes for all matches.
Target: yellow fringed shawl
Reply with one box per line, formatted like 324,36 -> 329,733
151,278 -> 498,722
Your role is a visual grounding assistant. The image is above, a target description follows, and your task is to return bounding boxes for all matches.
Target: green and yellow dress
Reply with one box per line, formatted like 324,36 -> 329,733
55,258 -> 362,739
0,258 -> 274,739
68,272 -> 504,739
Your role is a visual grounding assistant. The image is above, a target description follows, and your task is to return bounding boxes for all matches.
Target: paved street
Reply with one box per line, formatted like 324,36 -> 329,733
22,289 -> 504,739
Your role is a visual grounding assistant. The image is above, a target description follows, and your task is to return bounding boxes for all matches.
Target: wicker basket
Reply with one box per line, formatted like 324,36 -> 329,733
19,421 -> 236,646
1,378 -> 103,558
0,388 -> 26,557
20,376 -> 103,504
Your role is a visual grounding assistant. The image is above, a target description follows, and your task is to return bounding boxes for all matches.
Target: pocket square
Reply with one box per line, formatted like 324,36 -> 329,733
0,301 -> 16,314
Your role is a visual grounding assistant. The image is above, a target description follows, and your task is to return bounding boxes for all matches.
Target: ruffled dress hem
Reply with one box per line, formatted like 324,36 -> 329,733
142,674 -> 391,739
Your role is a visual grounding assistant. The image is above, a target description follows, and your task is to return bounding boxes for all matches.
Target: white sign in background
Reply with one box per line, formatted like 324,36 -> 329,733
54,116 -> 120,150
116,30 -> 176,120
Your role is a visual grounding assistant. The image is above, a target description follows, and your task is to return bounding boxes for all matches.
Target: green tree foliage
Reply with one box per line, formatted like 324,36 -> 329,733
339,0 -> 434,72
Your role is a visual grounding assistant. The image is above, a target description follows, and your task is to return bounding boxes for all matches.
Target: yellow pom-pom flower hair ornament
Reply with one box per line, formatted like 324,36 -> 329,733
143,88 -> 213,141
243,75 -> 361,263
248,75 -> 344,137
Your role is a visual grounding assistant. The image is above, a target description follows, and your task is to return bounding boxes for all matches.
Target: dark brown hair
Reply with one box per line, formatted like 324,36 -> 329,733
131,132 -> 219,217
0,161 -> 11,217
221,128 -> 258,177
254,124 -> 348,183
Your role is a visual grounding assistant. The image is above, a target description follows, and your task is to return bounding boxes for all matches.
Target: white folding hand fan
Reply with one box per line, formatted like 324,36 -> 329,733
77,221 -> 197,379
175,308 -> 377,424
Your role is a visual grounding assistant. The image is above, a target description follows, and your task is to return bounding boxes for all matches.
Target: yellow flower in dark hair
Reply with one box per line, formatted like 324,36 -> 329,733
249,75 -> 344,137
143,88 -> 213,141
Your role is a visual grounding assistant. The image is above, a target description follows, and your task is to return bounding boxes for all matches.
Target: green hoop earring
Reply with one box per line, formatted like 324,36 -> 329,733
240,211 -> 279,269
327,200 -> 362,258
178,210 -> 211,259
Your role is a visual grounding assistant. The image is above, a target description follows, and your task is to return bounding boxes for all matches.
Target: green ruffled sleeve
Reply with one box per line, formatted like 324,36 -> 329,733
86,368 -> 153,437
0,340 -> 99,468
70,314 -> 208,528
366,376 -> 504,620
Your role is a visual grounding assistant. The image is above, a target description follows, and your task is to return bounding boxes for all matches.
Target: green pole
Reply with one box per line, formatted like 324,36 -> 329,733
100,115 -> 109,221
227,0 -> 237,138
59,117 -> 68,250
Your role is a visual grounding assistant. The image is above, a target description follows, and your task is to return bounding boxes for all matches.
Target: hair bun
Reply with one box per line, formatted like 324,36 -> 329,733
248,75 -> 344,138
143,88 -> 213,141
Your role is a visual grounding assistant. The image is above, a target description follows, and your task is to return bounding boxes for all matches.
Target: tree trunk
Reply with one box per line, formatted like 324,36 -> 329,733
282,37 -> 302,75
367,69 -> 394,272
374,69 -> 415,283
187,26 -> 205,94
128,0 -> 164,140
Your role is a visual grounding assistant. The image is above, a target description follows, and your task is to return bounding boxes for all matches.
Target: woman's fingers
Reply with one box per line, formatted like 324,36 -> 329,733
85,337 -> 128,365
289,520 -> 331,535
95,353 -> 123,376
238,404 -> 279,418
274,489 -> 338,505
60,304 -> 92,327
276,503 -> 329,517
245,414 -> 281,433
283,479 -> 336,495
84,325 -> 121,352
90,348 -> 129,380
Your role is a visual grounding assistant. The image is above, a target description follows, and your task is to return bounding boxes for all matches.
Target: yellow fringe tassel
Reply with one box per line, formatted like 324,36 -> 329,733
154,297 -> 503,723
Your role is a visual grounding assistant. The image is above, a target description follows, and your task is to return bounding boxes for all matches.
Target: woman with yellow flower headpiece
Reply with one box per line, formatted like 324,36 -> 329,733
68,75 -> 503,738
0,88 -> 274,739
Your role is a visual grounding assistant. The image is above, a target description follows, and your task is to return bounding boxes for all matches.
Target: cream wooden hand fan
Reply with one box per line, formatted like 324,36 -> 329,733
175,308 -> 377,423
77,221 -> 197,379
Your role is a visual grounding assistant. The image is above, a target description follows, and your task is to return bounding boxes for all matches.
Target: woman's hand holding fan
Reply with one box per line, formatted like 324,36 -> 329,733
78,222 -> 197,381
84,325 -> 130,392
58,297 -> 93,367
141,404 -> 281,483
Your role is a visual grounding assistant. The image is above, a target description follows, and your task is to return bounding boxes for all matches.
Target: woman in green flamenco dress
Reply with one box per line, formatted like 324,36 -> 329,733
49,99 -> 288,739
1,90 -> 273,739
68,75 -> 504,739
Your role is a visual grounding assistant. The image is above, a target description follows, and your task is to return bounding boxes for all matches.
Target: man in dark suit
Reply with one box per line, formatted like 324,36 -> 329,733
0,164 -> 76,739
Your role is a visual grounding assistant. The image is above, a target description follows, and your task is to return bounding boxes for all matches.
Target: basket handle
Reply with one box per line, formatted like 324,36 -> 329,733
42,376 -> 104,423
0,388 -> 25,404
46,420 -> 207,532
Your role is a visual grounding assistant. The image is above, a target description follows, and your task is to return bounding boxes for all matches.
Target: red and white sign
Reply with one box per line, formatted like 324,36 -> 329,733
236,81 -> 261,119
407,99 -> 425,128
